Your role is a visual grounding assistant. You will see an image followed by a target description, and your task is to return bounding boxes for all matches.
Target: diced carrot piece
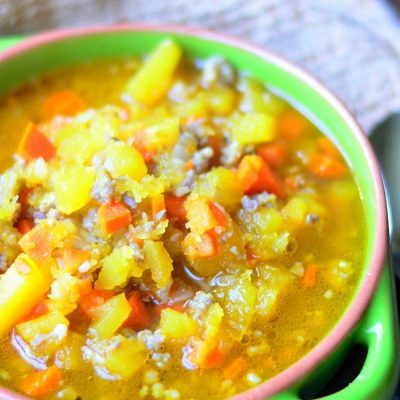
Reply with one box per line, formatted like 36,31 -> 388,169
207,135 -> 221,166
309,153 -> 347,179
151,194 -> 166,221
18,123 -> 56,161
237,155 -> 285,197
278,111 -> 307,140
223,356 -> 247,380
98,201 -> 132,235
123,292 -> 151,331
257,142 -> 287,167
19,366 -> 62,398
16,218 -> 34,235
134,131 -> 156,162
79,289 -> 114,318
44,90 -> 86,117
78,279 -> 93,297
183,231 -> 218,259
21,301 -> 48,323
18,187 -> 32,213
303,263 -> 318,288
284,176 -> 298,192
19,223 -> 53,263
202,345 -> 224,369
208,201 -> 228,229
62,247 -> 90,273
317,137 -> 340,158
165,194 -> 187,222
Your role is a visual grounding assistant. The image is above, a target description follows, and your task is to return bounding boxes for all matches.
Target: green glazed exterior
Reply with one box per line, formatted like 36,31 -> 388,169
0,28 -> 398,399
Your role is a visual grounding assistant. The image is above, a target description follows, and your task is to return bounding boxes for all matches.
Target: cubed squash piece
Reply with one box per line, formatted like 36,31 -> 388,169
16,311 -> 69,355
125,40 -> 182,105
281,197 -> 308,222
159,308 -> 198,339
203,303 -> 224,341
185,194 -> 220,235
53,164 -> 95,215
231,113 -> 276,145
103,141 -> 147,181
54,332 -> 85,370
90,293 -> 131,338
193,167 -> 243,211
239,207 -> 284,237
97,246 -> 144,290
255,265 -> 294,320
19,220 -> 73,264
143,240 -> 173,289
140,117 -> 180,151
104,336 -> 147,379
206,87 -> 237,116
215,270 -> 256,336
0,254 -> 51,338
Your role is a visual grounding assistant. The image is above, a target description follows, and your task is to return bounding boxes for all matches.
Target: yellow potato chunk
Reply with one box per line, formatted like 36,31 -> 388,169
193,167 -> 243,211
231,112 -> 276,145
203,303 -> 224,341
281,197 -> 307,222
215,270 -> 256,336
206,86 -> 237,115
255,265 -> 294,320
143,240 -> 173,289
159,308 -> 198,339
91,293 -> 131,339
0,254 -> 50,338
96,246 -> 144,290
125,40 -> 182,105
103,141 -> 147,181
53,164 -> 95,215
16,311 -> 69,355
104,336 -> 147,379
141,117 -> 180,151
54,332 -> 85,370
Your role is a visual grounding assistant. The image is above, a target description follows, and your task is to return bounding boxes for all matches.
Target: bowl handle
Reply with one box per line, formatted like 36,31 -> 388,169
311,265 -> 399,400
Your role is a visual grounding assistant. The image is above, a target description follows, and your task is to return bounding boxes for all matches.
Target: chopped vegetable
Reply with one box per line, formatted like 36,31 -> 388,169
0,254 -> 51,338
309,153 -> 347,179
223,357 -> 247,380
257,142 -> 287,167
18,123 -> 56,161
231,113 -> 276,145
159,308 -> 198,339
19,366 -> 62,398
182,231 -> 218,259
125,40 -> 182,105
44,90 -> 86,117
90,293 -> 131,339
52,164 -> 95,214
193,167 -> 243,211
238,154 -> 284,197
124,292 -> 151,331
165,194 -> 187,222
98,201 -> 132,235
143,240 -> 173,289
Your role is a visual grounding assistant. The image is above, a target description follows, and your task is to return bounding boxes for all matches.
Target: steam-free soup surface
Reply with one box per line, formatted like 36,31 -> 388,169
0,41 -> 365,400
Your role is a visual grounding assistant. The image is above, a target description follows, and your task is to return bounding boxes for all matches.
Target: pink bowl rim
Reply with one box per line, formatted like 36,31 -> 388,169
0,24 -> 387,400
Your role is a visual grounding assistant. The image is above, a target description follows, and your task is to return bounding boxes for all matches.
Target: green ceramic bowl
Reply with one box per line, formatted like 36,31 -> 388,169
0,26 -> 393,400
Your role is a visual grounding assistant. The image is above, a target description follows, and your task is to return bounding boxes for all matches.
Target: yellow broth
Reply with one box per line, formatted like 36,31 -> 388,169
0,41 -> 365,400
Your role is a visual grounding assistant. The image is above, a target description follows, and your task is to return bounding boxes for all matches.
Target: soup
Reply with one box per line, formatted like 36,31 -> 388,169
0,40 -> 365,400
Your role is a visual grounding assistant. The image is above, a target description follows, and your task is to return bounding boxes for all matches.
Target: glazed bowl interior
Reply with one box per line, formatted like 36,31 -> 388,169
0,26 -> 386,399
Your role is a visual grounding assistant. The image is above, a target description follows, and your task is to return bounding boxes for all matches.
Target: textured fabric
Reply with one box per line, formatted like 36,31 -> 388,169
1,0 -> 400,133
